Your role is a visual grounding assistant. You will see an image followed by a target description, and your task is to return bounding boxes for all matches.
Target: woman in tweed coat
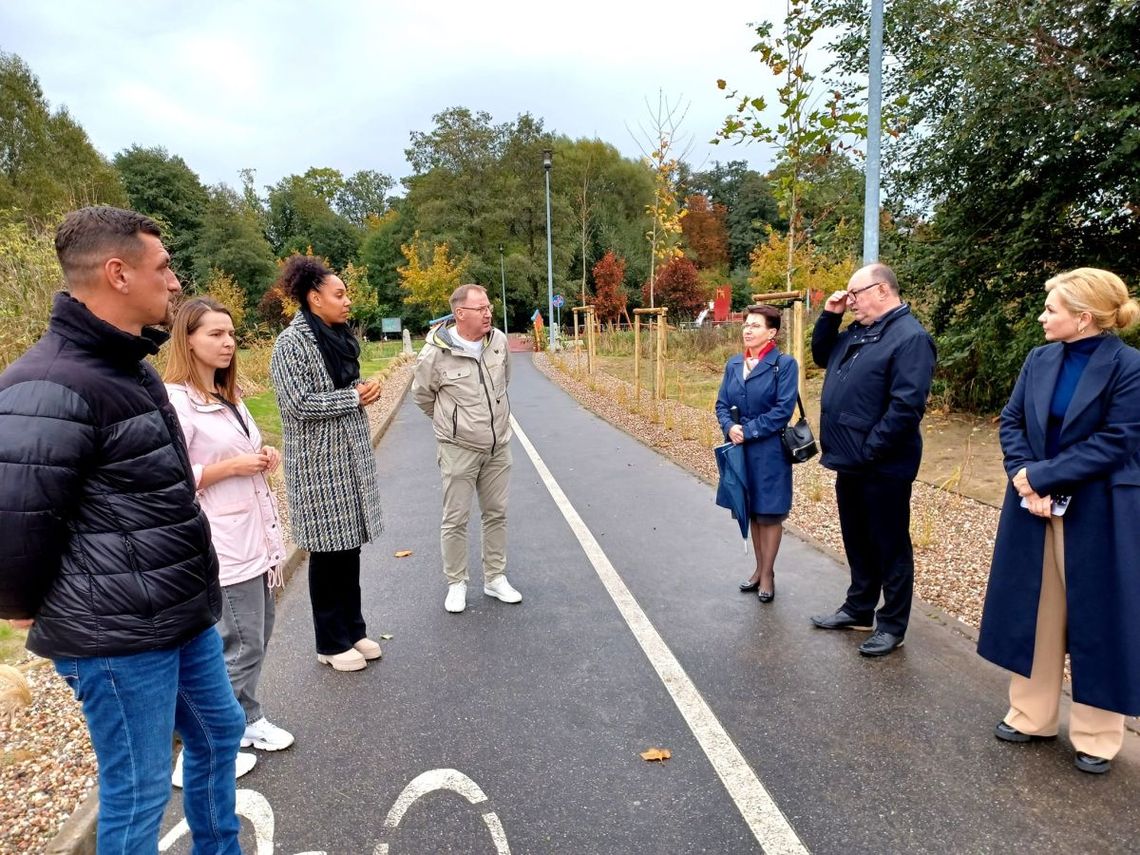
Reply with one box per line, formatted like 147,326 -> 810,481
270,256 -> 384,672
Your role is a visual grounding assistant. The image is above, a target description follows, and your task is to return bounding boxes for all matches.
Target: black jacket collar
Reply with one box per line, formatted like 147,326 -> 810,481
49,292 -> 167,365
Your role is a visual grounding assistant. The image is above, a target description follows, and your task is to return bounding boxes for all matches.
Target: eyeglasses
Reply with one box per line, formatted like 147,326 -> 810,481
742,323 -> 768,331
847,281 -> 884,301
458,305 -> 493,315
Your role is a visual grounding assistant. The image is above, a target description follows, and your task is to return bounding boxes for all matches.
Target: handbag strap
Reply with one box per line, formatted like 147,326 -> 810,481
773,357 -> 807,420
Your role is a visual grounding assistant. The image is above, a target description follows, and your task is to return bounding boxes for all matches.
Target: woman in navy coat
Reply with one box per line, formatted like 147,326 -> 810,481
978,268 -> 1140,774
715,304 -> 799,602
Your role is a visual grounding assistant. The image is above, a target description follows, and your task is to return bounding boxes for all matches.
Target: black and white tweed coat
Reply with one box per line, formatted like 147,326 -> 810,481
269,313 -> 383,552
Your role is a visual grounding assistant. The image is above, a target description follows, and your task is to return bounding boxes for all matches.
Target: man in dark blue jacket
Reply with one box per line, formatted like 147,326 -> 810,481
809,263 -> 936,657
0,207 -> 245,852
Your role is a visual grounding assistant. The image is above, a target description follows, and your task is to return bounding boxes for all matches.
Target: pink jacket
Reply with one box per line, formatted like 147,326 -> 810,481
166,383 -> 286,587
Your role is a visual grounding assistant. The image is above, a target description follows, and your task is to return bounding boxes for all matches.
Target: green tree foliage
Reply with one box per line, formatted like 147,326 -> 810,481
689,161 -> 782,272
716,0 -> 865,289
114,145 -> 208,283
265,172 -> 361,269
202,268 -> 248,331
822,0 -> 1140,410
0,51 -> 125,221
337,169 -> 394,227
195,185 -> 277,311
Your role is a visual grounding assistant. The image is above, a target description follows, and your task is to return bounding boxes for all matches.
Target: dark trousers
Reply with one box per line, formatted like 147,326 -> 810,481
308,548 -> 366,655
835,472 -> 915,636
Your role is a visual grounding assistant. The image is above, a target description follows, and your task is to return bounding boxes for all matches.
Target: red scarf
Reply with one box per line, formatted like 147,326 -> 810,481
744,340 -> 776,372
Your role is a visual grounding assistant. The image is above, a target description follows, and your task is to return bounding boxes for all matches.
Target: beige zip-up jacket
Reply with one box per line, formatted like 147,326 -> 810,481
413,325 -> 512,453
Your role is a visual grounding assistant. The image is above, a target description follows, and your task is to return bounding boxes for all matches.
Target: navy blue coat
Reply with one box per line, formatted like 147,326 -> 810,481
715,349 -> 798,516
812,305 -> 936,481
978,335 -> 1140,715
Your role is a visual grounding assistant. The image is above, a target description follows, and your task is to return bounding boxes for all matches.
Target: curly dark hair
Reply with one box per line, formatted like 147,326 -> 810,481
279,255 -> 334,308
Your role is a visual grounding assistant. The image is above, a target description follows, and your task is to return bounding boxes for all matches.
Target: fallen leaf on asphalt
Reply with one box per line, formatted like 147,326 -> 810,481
380,634 -> 393,640
394,550 -> 413,558
640,748 -> 671,762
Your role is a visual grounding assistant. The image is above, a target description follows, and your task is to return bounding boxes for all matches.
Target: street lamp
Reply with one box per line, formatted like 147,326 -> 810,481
542,148 -> 557,350
498,243 -> 508,336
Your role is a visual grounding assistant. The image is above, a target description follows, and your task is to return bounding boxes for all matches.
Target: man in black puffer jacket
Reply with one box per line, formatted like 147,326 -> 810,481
808,263 -> 937,659
0,207 -> 244,853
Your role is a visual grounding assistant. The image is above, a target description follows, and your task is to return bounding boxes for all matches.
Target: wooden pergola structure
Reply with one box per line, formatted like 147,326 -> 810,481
571,304 -> 597,375
633,306 -> 668,401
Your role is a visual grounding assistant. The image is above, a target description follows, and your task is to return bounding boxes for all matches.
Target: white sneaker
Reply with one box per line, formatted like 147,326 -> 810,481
171,749 -> 257,789
316,648 -> 367,671
445,581 -> 467,613
483,575 -> 522,604
241,717 -> 295,751
353,637 -> 382,660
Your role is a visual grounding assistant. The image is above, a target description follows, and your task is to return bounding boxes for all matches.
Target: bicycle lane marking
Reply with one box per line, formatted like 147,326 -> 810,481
510,414 -> 809,855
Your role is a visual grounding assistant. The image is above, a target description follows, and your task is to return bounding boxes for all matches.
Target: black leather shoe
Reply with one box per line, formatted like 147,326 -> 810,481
994,721 -> 1056,743
758,588 -> 775,603
739,579 -> 760,592
858,630 -> 904,657
1075,752 -> 1111,774
810,610 -> 873,631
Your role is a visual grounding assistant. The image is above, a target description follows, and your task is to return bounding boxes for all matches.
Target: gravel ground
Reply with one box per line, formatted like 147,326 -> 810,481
534,351 -> 997,628
0,356 -> 415,855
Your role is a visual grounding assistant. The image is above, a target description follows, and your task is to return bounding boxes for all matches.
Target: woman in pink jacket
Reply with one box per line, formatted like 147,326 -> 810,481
165,298 -> 294,786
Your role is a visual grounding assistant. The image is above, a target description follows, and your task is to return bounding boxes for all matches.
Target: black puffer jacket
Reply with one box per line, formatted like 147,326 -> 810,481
0,293 -> 220,658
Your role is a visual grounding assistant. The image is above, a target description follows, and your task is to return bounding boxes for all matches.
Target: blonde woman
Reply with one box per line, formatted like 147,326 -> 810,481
165,298 -> 294,786
979,268 -> 1140,775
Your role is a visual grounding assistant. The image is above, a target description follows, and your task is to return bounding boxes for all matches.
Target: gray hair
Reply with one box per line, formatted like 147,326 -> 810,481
449,283 -> 487,311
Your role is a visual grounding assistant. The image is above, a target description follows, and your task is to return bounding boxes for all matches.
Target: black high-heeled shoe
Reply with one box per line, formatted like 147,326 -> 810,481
757,588 -> 775,603
738,579 -> 760,592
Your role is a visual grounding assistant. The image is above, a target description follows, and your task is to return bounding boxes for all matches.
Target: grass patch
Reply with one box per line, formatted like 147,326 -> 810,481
0,623 -> 27,666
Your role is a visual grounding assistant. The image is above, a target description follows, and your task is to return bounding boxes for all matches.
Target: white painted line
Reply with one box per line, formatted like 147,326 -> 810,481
510,415 -> 810,855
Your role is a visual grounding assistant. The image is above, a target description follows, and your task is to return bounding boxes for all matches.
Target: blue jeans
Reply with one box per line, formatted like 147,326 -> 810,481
54,627 -> 245,855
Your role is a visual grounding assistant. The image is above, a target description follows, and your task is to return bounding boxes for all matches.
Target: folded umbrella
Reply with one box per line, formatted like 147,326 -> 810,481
715,441 -> 751,539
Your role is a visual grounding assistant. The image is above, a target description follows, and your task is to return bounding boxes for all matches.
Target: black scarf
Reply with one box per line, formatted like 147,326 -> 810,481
301,308 -> 361,389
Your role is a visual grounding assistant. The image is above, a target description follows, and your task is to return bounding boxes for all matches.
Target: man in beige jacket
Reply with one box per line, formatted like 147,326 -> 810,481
413,284 -> 520,613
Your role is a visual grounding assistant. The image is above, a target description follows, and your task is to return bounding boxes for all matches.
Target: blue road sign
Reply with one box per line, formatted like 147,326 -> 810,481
553,294 -> 565,308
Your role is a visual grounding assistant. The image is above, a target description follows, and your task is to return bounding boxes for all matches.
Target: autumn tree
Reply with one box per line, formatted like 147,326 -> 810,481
643,257 -> 707,321
748,228 -> 853,300
398,232 -> 469,316
681,194 -> 729,271
591,251 -> 628,325
202,269 -> 248,331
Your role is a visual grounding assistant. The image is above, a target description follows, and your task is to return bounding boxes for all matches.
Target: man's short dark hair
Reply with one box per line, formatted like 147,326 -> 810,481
54,206 -> 161,284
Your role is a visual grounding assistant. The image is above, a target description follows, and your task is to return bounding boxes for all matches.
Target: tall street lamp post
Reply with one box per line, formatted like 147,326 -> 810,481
543,148 -> 557,350
498,243 -> 508,336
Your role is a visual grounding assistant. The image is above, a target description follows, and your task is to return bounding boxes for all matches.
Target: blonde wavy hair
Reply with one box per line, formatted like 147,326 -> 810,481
1044,268 -> 1140,333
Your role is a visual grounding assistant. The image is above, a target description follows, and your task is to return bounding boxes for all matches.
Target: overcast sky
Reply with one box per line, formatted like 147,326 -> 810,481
0,1 -> 810,195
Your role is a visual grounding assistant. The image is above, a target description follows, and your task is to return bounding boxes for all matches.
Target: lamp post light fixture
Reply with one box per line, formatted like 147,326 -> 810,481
498,243 -> 508,336
542,148 -> 557,350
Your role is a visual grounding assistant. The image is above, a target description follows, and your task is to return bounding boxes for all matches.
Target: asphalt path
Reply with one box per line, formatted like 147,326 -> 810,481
160,353 -> 1140,854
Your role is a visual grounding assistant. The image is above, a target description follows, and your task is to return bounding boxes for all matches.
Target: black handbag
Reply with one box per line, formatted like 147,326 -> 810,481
774,359 -> 819,464
782,396 -> 819,463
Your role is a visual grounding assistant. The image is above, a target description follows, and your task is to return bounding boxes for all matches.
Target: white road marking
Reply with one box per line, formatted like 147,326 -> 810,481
158,789 -> 312,855
374,768 -> 510,855
510,415 -> 810,855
